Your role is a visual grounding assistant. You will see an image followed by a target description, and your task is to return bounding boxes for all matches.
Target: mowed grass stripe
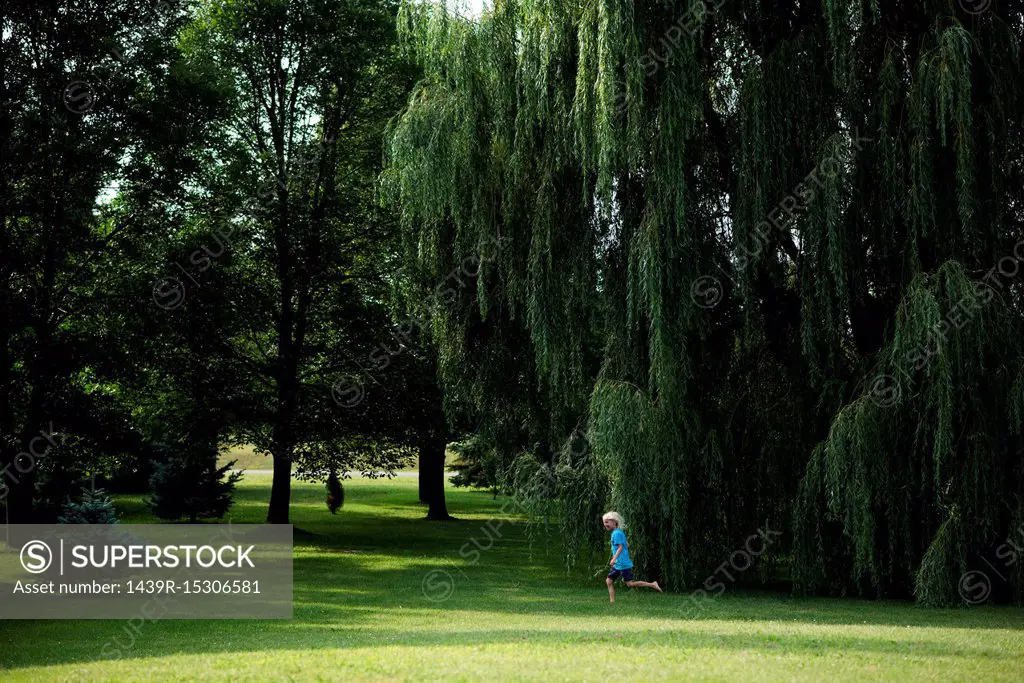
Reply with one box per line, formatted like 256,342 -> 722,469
1,476 -> 1022,682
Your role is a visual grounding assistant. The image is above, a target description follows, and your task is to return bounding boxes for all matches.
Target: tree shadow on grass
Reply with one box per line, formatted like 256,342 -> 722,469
1,619 -> 1021,672
290,552 -> 1024,631
1,553 -> 1023,673
7,480 -> 1018,674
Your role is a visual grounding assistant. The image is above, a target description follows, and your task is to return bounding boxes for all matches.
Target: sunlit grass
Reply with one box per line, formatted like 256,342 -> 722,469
1,476 -> 1023,681
216,444 -> 419,473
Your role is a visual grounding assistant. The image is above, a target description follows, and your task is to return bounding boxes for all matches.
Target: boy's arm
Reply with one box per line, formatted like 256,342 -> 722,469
610,546 -> 622,566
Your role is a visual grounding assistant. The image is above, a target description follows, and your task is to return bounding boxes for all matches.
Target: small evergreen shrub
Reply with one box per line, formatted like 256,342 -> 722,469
147,443 -> 242,523
326,470 -> 345,514
449,437 -> 503,493
57,488 -> 119,524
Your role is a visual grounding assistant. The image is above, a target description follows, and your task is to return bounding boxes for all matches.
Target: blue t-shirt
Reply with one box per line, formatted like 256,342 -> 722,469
611,528 -> 633,569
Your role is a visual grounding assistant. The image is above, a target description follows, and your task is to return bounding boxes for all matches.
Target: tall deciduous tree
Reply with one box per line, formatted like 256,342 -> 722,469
182,0 -> 416,523
0,0 -> 212,521
385,1 -> 1024,603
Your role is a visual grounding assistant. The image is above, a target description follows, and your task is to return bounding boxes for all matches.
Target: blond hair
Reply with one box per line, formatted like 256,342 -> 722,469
602,511 -> 626,529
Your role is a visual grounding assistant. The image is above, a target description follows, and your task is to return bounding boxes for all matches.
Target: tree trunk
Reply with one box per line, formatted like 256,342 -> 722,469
267,445 -> 292,524
266,101 -> 297,527
10,337 -> 54,524
266,401 -> 295,524
8,230 -> 59,523
418,451 -> 428,504
419,436 -> 453,520
4,463 -> 35,524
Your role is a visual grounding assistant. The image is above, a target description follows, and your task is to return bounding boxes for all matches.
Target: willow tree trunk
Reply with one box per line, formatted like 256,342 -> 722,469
419,436 -> 453,520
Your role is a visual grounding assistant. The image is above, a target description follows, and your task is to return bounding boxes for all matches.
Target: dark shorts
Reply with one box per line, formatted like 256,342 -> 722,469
608,567 -> 634,582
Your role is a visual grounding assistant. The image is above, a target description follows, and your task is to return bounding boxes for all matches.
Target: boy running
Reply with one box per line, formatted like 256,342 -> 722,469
602,511 -> 663,603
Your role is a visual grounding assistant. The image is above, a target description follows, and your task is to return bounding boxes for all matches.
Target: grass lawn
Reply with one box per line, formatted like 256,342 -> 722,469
2,476 -> 1023,682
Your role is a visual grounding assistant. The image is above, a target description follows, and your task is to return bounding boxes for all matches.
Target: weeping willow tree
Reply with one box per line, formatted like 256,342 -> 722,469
383,0 -> 1024,602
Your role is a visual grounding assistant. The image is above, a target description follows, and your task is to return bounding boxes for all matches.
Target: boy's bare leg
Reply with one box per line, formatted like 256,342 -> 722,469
625,580 -> 663,592
606,576 -> 616,603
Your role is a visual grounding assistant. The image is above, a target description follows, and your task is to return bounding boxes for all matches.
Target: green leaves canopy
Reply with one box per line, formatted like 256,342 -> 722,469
384,0 -> 1024,602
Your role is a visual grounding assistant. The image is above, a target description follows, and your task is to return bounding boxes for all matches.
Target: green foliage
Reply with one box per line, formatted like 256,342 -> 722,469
148,0 -> 426,523
915,507 -> 968,607
0,0 -> 207,522
385,0 -> 1024,603
58,488 -> 119,525
4,0 -> 1024,608
502,448 -> 559,553
448,437 -> 504,491
147,443 -> 243,523
552,429 -> 611,571
326,470 -> 345,514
